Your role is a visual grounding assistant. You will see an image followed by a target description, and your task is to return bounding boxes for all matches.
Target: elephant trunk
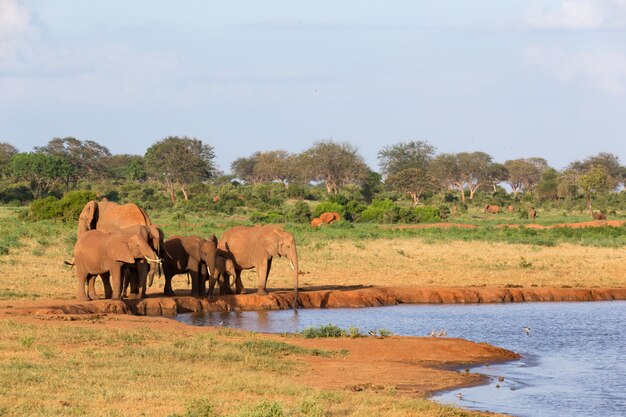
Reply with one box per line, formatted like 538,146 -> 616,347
288,246 -> 299,310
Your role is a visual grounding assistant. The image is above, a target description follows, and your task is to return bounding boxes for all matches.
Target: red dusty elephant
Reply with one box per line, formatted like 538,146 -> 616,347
592,211 -> 607,220
319,212 -> 341,224
484,204 -> 501,214
76,200 -> 164,298
310,217 -> 324,227
529,209 -> 537,220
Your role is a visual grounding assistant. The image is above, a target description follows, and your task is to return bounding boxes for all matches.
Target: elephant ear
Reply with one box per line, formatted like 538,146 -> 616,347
181,236 -> 202,261
110,237 -> 136,264
147,225 -> 164,255
262,231 -> 280,257
78,201 -> 98,233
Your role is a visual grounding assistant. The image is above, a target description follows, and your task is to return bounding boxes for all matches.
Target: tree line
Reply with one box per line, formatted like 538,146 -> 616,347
0,137 -> 624,216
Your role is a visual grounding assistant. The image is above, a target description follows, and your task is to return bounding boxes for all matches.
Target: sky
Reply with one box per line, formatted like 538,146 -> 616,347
1,0 -> 625,173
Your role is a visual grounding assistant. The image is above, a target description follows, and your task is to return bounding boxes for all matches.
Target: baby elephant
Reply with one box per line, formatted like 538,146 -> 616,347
162,235 -> 217,297
73,230 -> 160,301
208,254 -> 238,298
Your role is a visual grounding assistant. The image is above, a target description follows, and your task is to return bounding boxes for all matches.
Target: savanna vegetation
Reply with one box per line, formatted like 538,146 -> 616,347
0,136 -> 624,417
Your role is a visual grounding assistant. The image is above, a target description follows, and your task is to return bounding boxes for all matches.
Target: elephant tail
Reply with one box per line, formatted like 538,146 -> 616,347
64,258 -> 76,268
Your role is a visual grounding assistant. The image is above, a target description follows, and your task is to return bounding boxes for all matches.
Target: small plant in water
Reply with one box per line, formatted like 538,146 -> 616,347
348,326 -> 361,338
301,324 -> 346,338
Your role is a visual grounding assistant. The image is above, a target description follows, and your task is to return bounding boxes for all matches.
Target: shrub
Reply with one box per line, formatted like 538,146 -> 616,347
56,190 -> 98,222
312,201 -> 345,218
237,400 -> 285,417
359,199 -> 399,223
288,201 -> 312,223
413,206 -> 441,223
28,197 -> 61,221
301,324 -> 346,338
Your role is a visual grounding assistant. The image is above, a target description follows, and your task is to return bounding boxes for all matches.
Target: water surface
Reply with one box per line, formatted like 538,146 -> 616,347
177,301 -> 626,417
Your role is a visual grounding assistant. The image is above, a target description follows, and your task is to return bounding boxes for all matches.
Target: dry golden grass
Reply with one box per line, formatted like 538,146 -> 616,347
0,318 -> 509,417
245,239 -> 626,292
1,225 -> 624,302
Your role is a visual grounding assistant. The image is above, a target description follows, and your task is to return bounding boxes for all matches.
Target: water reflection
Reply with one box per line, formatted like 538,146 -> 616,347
177,302 -> 626,417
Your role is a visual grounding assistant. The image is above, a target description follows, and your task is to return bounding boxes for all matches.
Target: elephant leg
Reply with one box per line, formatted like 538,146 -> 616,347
234,273 -> 244,294
189,270 -> 200,297
77,269 -> 90,301
197,264 -> 207,297
162,266 -> 176,296
208,272 -> 219,298
87,274 -> 98,300
219,272 -> 234,295
256,259 -> 271,295
101,274 -> 113,299
128,264 -> 147,299
110,268 -> 122,300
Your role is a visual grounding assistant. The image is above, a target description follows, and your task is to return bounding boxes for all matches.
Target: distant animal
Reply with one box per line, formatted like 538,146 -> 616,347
523,326 -> 531,336
529,209 -> 537,220
507,205 -> 514,213
592,211 -> 606,220
319,212 -> 341,224
484,204 -> 501,214
310,217 -> 324,228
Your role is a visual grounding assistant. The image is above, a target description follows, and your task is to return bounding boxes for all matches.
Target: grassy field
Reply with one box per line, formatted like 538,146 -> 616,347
0,206 -> 624,301
0,206 -> 624,416
1,318 -> 505,417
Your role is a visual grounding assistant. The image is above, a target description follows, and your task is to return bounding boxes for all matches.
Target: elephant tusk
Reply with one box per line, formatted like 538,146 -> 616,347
289,260 -> 295,271
144,256 -> 162,265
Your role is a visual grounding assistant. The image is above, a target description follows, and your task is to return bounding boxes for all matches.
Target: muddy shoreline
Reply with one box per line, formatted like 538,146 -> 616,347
1,285 -> 624,317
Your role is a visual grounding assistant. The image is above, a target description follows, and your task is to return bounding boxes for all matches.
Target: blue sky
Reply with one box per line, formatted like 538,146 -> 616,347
1,0 -> 625,173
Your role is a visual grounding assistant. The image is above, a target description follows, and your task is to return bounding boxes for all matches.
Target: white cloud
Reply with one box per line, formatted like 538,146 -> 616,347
525,46 -> 626,94
526,0 -> 626,29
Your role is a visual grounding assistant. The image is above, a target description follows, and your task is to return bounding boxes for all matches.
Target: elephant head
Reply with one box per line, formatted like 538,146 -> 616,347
262,227 -> 299,308
181,235 -> 217,280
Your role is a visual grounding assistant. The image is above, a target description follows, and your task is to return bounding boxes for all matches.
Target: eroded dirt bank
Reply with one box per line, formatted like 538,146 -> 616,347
1,285 -> 624,316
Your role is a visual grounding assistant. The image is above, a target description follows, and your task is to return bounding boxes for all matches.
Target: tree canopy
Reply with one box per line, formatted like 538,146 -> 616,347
302,140 -> 368,194
144,136 -> 216,201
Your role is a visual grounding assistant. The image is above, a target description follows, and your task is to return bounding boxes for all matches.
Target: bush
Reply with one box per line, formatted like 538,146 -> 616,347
56,190 -> 98,222
28,190 -> 97,222
312,201 -> 345,218
28,196 -> 62,221
301,324 -> 346,338
413,206 -> 441,223
359,199 -> 399,223
287,201 -> 312,223
237,401 -> 285,417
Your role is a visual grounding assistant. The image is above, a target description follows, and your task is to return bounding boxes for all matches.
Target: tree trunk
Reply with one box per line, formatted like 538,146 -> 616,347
410,192 -> 418,207
181,186 -> 189,201
586,193 -> 593,217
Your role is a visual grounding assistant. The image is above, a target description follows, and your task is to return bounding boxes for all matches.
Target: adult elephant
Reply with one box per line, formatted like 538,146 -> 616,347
217,225 -> 299,309
484,204 -> 500,214
76,200 -> 164,298
319,212 -> 341,224
72,230 -> 160,301
162,235 -> 218,297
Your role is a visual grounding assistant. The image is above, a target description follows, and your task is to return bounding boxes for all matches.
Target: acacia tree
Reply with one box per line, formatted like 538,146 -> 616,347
504,158 -> 548,196
385,168 -> 436,206
429,152 -> 495,202
231,154 -> 263,185
301,140 -> 368,194
9,153 -> 72,197
253,150 -> 298,187
144,136 -> 216,202
378,140 -> 436,178
35,137 -> 112,189
0,142 -> 18,178
106,154 -> 146,181
577,166 -> 611,216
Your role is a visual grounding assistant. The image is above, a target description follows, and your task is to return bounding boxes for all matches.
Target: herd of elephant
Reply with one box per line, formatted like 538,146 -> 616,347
69,200 -> 299,308
484,204 -> 536,219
